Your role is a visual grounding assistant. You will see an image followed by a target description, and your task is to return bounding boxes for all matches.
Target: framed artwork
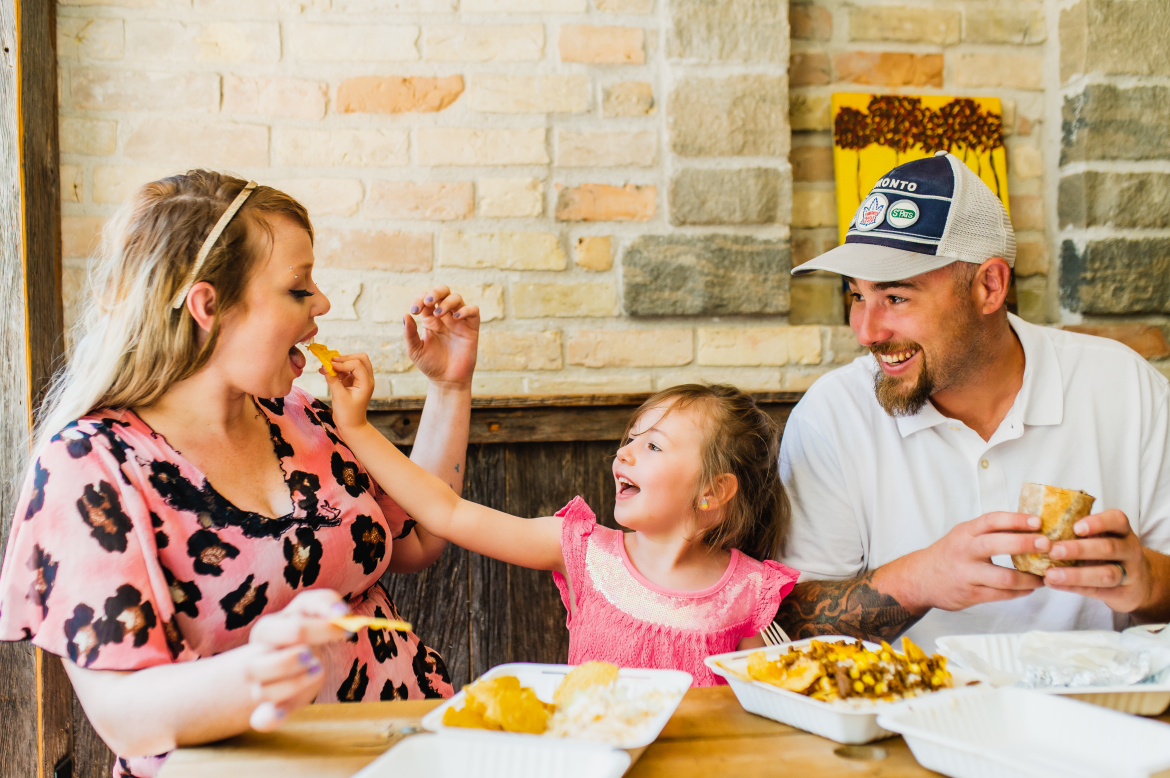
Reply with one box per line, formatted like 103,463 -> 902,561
831,93 -> 1010,245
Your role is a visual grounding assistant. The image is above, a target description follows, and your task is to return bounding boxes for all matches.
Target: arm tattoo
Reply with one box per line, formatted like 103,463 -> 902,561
773,572 -> 922,643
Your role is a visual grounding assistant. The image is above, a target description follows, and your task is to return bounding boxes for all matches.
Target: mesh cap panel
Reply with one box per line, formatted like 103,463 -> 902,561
936,154 -> 1016,267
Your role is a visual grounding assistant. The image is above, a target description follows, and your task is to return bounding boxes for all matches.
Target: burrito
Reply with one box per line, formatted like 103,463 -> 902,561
1011,483 -> 1096,576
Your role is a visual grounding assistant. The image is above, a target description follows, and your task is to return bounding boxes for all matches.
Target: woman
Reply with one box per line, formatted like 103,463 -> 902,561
0,171 -> 480,777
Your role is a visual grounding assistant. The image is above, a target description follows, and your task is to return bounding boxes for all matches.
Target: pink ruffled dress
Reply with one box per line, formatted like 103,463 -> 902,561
551,497 -> 799,686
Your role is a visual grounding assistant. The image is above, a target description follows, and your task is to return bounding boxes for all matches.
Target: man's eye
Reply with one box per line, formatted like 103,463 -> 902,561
290,289 -> 314,300
850,292 -> 863,302
888,295 -> 907,304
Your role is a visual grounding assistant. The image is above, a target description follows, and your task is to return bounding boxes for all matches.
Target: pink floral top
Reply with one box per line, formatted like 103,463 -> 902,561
551,497 -> 799,686
0,388 -> 453,778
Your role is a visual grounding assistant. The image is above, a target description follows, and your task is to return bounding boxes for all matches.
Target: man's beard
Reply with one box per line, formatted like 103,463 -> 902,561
870,312 -> 987,418
872,341 -> 933,417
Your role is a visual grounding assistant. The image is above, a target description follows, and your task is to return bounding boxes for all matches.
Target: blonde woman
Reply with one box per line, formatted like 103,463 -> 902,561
0,171 -> 480,778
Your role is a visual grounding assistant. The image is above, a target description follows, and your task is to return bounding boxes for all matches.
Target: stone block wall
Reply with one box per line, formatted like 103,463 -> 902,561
59,0 -> 849,398
786,0 -> 1052,326
56,0 -> 1170,395
1056,0 -> 1170,372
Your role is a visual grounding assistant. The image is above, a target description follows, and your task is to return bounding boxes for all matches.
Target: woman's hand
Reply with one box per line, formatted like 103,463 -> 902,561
405,285 -> 480,388
323,353 -> 376,434
244,589 -> 350,731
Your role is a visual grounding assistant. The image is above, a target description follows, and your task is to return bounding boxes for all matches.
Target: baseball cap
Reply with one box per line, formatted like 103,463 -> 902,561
791,151 -> 1016,282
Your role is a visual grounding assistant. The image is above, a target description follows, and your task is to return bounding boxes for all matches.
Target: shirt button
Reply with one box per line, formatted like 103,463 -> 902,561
980,459 -> 990,469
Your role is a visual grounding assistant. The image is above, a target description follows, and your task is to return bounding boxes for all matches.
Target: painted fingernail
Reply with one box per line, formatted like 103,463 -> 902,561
425,296 -> 434,303
330,602 -> 350,616
273,706 -> 288,720
434,308 -> 443,315
308,661 -> 323,676
453,312 -> 460,318
1028,516 -> 1040,529
1074,521 -> 1088,535
410,306 -> 420,314
298,650 -> 313,665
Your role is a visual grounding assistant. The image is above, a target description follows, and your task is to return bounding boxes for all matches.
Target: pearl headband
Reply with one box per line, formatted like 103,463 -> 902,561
170,181 -> 258,310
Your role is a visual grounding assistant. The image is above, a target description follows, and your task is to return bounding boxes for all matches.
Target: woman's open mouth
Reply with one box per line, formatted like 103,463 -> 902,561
289,345 -> 307,377
616,475 -> 640,498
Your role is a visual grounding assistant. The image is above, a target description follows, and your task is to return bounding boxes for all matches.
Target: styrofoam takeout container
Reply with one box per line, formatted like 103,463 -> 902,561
352,731 -> 631,778
706,636 -> 981,744
422,663 -> 692,750
876,686 -> 1170,778
936,632 -> 1170,716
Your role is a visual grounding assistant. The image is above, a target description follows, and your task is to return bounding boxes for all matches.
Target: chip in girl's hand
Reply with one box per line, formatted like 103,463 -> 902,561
307,342 -> 341,376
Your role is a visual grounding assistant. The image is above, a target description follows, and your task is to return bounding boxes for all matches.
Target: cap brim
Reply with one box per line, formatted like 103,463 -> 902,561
791,242 -> 961,283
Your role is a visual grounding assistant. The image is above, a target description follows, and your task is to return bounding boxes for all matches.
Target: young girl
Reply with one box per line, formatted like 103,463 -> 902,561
327,359 -> 798,685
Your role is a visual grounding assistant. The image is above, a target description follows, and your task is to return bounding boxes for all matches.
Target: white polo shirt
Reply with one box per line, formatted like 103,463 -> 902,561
778,314 -> 1170,651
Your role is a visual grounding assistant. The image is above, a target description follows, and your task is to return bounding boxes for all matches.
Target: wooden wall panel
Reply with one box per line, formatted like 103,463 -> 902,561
0,0 -> 69,776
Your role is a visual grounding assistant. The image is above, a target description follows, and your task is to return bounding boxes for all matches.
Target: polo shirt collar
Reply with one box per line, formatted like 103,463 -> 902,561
891,312 -> 1064,439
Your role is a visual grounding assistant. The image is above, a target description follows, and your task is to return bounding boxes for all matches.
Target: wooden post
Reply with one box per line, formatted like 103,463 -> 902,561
0,1 -> 70,777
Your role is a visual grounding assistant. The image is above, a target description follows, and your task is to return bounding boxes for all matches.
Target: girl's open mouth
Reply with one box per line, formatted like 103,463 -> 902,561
616,475 -> 640,498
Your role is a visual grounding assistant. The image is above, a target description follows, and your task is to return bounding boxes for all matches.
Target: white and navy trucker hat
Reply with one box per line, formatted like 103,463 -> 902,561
792,151 -> 1016,282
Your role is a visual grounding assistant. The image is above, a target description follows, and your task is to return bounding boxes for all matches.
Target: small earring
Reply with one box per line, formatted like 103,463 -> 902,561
700,500 -> 709,510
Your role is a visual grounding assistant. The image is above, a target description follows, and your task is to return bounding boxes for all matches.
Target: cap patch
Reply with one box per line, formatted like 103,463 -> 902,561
887,199 -> 920,229
854,193 -> 888,232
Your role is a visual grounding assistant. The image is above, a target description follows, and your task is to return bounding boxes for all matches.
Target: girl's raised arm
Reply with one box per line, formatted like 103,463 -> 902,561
324,354 -> 564,573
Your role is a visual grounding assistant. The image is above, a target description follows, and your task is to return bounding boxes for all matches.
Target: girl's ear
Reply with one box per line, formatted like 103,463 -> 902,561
698,473 -> 739,514
185,281 -> 218,334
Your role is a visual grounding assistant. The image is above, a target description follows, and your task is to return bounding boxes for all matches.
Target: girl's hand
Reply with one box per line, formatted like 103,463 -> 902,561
323,352 -> 375,433
244,590 -> 350,731
405,285 -> 480,388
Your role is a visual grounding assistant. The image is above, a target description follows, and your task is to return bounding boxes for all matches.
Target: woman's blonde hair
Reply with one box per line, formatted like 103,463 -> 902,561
33,170 -> 311,456
621,384 -> 790,562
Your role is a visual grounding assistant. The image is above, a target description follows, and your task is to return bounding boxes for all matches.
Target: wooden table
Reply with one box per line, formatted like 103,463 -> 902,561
158,686 -> 940,777
158,686 -> 1170,778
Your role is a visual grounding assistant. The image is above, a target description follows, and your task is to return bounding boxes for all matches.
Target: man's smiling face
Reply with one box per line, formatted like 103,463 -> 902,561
848,261 -> 988,417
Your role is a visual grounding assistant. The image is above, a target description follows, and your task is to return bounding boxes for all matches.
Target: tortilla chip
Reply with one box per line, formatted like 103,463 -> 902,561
307,342 -> 341,376
554,661 -> 620,708
330,615 -> 412,633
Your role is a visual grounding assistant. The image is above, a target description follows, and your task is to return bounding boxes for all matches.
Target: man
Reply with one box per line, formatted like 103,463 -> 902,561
774,151 -> 1170,651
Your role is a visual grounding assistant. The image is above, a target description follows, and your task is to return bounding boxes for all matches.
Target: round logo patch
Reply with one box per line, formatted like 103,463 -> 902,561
887,199 -> 920,229
854,193 -> 888,232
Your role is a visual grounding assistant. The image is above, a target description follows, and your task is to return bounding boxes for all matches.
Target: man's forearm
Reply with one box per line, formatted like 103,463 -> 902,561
1134,547 -> 1170,624
773,570 -> 924,643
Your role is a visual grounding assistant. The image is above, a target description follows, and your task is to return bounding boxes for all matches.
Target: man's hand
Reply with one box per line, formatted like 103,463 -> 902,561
1043,509 -> 1154,614
902,511 -> 1047,613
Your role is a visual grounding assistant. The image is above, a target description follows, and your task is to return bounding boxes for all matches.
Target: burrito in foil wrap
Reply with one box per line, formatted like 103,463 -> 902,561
1011,483 -> 1096,576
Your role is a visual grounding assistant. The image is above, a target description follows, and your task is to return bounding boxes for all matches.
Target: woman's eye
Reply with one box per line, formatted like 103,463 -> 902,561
290,289 -> 314,300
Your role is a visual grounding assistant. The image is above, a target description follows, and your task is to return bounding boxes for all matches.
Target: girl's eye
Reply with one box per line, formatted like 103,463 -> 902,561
648,442 -> 661,452
290,289 -> 314,300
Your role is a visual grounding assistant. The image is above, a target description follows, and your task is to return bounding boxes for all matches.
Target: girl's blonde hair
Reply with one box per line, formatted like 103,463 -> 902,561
622,384 -> 790,562
33,170 -> 311,457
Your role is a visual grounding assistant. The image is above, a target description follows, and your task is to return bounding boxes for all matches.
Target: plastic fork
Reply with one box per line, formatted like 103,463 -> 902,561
760,621 -> 791,646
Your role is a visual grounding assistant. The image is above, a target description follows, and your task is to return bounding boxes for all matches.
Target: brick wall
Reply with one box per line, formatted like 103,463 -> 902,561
56,0 -> 1170,396
60,0 -> 833,399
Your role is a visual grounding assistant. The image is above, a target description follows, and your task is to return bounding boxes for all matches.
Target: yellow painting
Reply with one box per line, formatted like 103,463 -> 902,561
831,93 -> 1010,245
